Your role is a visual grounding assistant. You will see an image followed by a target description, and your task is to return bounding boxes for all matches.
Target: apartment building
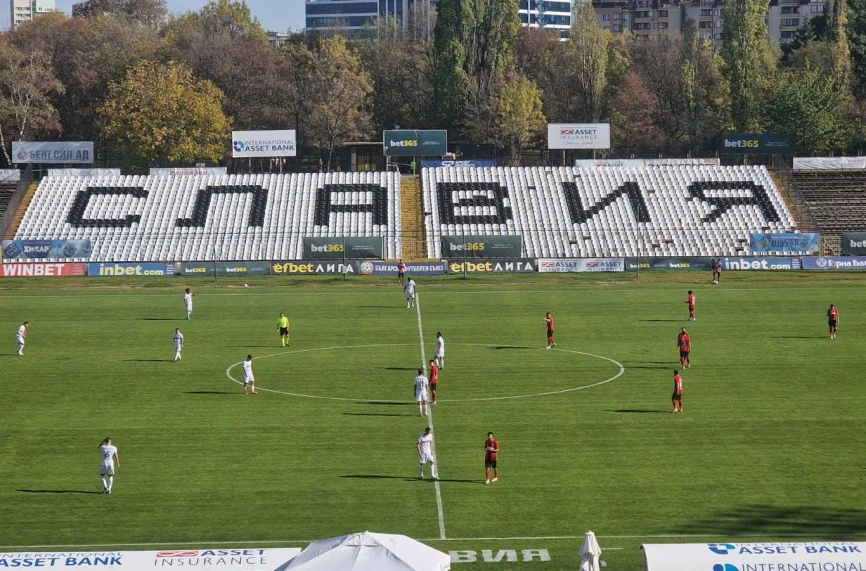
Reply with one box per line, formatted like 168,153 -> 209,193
519,0 -> 574,39
305,0 -> 438,37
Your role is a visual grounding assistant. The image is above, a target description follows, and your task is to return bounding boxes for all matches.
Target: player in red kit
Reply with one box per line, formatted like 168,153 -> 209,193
484,432 -> 499,484
671,370 -> 683,413
544,313 -> 556,349
429,359 -> 439,405
686,291 -> 696,321
677,328 -> 691,368
827,304 -> 839,339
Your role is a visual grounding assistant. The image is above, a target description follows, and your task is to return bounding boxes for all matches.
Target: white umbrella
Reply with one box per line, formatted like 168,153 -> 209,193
579,530 -> 602,571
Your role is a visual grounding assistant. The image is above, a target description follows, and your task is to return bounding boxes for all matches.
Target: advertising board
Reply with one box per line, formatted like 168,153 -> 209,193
88,263 -> 174,277
421,160 -> 495,168
383,130 -> 448,157
574,158 -> 719,169
446,259 -> 537,273
538,258 -> 624,272
841,232 -> 866,255
150,167 -> 227,176
721,132 -> 795,154
1,169 -> 20,181
48,169 -> 121,177
721,257 -> 800,270
750,233 -> 820,254
642,542 -> 866,571
12,141 -> 94,164
302,237 -> 384,260
3,239 -> 91,260
793,157 -> 866,170
802,256 -> 866,270
548,123 -> 611,150
179,262 -> 270,276
624,257 -> 713,271
0,262 -> 87,277
232,130 -> 296,158
358,261 -> 447,276
440,235 -> 523,259
0,549 -> 301,571
271,261 -> 360,275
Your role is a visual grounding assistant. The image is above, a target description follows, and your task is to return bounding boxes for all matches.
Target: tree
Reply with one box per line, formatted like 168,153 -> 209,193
630,35 -> 688,144
568,1 -> 611,122
199,0 -> 267,41
493,74 -> 546,165
0,41 -> 63,166
610,72 -> 662,156
680,20 -> 730,154
720,0 -> 776,131
517,27 -> 580,122
98,61 -> 231,166
72,0 -> 167,28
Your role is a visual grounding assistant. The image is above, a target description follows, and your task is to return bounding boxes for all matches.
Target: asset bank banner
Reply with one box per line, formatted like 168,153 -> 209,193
440,235 -> 523,259
643,542 -> 866,571
446,259 -> 537,273
750,232 -> 820,254
0,549 -> 301,571
0,262 -> 87,277
13,141 -> 94,164
358,260 -> 447,276
88,262 -> 174,277
802,256 -> 866,270
722,257 -> 800,270
538,258 -> 624,272
302,237 -> 384,260
841,232 -> 866,255
3,239 -> 91,260
271,261 -> 360,275
232,130 -> 296,158
625,257 -> 714,271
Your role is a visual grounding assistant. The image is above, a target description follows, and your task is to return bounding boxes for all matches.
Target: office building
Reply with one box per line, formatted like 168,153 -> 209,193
10,0 -> 54,29
305,0 -> 438,36
520,0 -> 574,38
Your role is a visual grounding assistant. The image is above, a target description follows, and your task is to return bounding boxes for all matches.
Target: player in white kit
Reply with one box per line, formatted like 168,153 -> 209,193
435,332 -> 445,370
98,437 -> 120,494
404,278 -> 416,309
15,321 -> 28,356
173,328 -> 184,361
417,427 -> 438,480
414,367 -> 429,417
243,355 -> 258,395
184,288 -> 194,320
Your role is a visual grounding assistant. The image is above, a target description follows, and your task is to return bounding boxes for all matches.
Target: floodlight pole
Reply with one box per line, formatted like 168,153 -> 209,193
636,203 -> 641,279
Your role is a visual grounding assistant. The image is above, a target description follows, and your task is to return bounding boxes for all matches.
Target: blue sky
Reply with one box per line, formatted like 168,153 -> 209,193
3,1 -> 305,33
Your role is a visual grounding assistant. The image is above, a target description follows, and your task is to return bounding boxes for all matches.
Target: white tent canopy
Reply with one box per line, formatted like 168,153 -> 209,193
278,531 -> 451,571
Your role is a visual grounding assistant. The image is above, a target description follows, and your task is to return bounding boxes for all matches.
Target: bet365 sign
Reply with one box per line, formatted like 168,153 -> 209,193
383,130 -> 447,157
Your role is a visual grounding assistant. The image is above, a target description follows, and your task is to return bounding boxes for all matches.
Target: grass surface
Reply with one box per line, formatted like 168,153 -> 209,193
1,272 -> 865,569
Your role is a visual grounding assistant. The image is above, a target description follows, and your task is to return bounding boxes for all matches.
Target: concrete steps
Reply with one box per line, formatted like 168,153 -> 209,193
4,182 -> 38,240
400,176 -> 425,260
770,172 -> 804,227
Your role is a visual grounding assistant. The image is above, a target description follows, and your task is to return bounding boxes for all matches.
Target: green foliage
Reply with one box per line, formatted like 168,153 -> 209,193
98,60 -> 231,166
72,0 -> 167,28
493,74 -> 546,164
199,0 -> 267,41
568,2 -> 611,122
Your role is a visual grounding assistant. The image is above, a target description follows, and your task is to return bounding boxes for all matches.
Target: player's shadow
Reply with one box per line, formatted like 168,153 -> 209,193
122,359 -> 172,362
639,319 -> 681,322
340,475 -> 482,485
681,505 -> 866,537
224,345 -> 281,348
489,346 -> 533,350
140,318 -> 177,321
357,401 -> 408,406
186,391 -> 237,395
384,367 -> 418,371
342,412 -> 414,417
607,409 -> 669,414
772,336 -> 824,339
18,489 -> 102,495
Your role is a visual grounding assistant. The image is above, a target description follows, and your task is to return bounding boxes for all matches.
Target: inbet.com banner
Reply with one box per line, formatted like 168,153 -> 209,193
538,258 -> 624,273
12,141 -> 94,164
2,239 -> 91,260
0,549 -> 301,571
446,259 -> 537,274
271,261 -> 359,275
232,130 -> 296,158
88,263 -> 175,277
841,232 -> 866,255
383,130 -> 448,157
302,237 -> 384,260
0,262 -> 87,277
358,260 -> 447,276
441,235 -> 523,259
625,257 -> 714,271
642,541 -> 866,571
750,232 -> 820,254
722,257 -> 801,270
721,132 -> 795,154
802,256 -> 866,270
548,123 -> 610,150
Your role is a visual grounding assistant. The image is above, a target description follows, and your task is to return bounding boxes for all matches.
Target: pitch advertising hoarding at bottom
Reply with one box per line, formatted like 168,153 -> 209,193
0,549 -> 301,571
625,257 -> 714,271
642,542 -> 866,571
180,262 -> 270,276
445,259 -> 537,273
721,257 -> 801,270
0,262 -> 87,277
88,263 -> 175,277
802,256 -> 866,270
271,261 -> 360,275
358,261 -> 448,276
538,258 -> 624,273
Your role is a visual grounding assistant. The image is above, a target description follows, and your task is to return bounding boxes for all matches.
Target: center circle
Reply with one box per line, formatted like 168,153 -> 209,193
225,343 -> 625,403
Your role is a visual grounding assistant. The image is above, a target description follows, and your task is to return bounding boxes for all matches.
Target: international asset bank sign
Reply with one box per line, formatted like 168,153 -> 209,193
0,549 -> 301,570
232,130 -> 297,158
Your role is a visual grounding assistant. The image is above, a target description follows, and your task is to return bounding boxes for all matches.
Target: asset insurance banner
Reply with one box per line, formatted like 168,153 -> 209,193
445,259 -> 537,273
302,237 -> 384,260
2,239 -> 92,260
0,549 -> 301,571
841,232 -> 866,255
440,235 -> 523,259
802,256 -> 866,270
643,541 -> 866,571
0,262 -> 87,277
750,233 -> 820,254
358,260 -> 447,276
538,258 -> 624,272
12,141 -> 94,164
88,263 -> 175,277
232,130 -> 296,158
548,123 -> 610,150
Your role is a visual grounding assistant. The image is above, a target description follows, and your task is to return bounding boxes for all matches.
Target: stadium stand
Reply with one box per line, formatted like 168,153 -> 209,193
790,170 -> 866,232
0,180 -> 16,223
422,165 -> 798,258
15,172 -> 402,261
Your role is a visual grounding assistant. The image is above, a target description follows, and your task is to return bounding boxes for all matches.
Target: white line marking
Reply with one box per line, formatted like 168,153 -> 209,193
415,292 -> 447,541
225,344 -> 625,403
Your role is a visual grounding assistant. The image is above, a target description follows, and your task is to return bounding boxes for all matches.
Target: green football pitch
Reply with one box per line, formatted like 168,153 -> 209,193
1,272 -> 865,569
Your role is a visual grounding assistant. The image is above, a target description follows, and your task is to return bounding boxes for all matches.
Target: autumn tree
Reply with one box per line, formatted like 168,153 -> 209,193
0,40 -> 64,166
568,1 -> 611,122
98,60 -> 231,166
610,72 -> 662,156
72,0 -> 168,28
680,20 -> 730,154
517,28 -> 580,122
493,74 -> 546,165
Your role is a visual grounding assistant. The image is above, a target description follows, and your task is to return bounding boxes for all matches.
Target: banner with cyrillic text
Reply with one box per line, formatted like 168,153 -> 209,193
3,239 -> 91,260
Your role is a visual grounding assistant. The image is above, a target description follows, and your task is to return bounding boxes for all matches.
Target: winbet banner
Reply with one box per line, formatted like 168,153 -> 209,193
302,237 -> 384,260
441,236 -> 523,259
446,259 -> 537,273
0,549 -> 301,571
383,130 -> 447,156
841,232 -> 866,255
88,263 -> 174,277
0,262 -> 87,277
3,239 -> 91,260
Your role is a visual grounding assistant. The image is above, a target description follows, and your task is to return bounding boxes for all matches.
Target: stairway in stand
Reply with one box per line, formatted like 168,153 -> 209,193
3,182 -> 39,240
770,172 -> 804,228
400,175 -> 425,260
